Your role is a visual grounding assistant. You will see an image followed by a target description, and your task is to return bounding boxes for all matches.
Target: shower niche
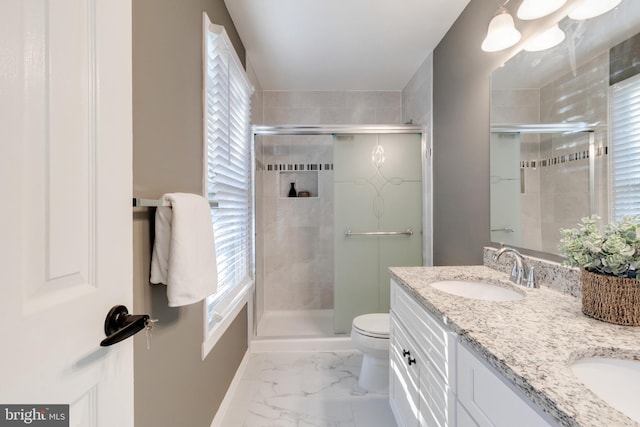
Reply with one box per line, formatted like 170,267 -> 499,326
279,171 -> 318,198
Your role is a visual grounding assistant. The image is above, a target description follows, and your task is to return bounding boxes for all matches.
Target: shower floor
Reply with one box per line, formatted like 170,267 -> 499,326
257,309 -> 338,337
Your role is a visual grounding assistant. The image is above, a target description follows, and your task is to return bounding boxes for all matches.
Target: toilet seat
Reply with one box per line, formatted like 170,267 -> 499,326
352,313 -> 389,339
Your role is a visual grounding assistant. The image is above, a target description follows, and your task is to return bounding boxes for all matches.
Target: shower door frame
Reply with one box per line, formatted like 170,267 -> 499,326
250,124 -> 432,339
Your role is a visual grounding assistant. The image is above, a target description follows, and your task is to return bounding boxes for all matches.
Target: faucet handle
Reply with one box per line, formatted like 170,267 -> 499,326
526,267 -> 536,288
510,263 -> 519,282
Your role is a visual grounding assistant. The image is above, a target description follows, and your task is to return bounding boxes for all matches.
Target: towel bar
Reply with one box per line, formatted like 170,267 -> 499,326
345,229 -> 413,237
491,226 -> 515,233
133,198 -> 219,208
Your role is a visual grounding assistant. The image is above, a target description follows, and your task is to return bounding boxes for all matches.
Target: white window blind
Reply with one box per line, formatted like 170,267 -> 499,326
203,14 -> 254,342
610,72 -> 640,220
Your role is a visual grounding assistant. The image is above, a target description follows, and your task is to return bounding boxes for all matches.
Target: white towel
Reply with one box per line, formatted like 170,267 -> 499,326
150,193 -> 218,307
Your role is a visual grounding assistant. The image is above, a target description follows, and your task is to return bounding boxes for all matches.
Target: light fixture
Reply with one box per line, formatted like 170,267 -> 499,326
517,0 -> 567,20
568,0 -> 622,20
481,7 -> 522,52
523,24 -> 566,51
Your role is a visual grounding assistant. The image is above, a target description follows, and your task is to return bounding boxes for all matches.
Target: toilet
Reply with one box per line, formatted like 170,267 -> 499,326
351,313 -> 390,392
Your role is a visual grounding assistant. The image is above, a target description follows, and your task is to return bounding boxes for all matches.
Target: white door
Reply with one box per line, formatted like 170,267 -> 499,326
0,0 -> 133,425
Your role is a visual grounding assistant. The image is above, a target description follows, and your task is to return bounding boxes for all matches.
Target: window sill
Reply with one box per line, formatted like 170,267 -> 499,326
201,281 -> 253,360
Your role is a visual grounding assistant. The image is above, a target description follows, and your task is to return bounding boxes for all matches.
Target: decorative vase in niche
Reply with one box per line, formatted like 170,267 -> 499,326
288,182 -> 297,197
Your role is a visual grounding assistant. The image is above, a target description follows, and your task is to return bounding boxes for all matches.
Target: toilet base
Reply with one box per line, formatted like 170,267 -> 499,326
357,354 -> 389,393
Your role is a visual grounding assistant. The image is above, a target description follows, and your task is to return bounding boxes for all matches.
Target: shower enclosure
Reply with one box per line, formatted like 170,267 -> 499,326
252,125 -> 430,341
490,123 -> 603,254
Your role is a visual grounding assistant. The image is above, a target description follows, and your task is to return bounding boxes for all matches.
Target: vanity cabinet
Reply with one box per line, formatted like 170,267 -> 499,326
389,279 -> 558,427
389,280 -> 456,427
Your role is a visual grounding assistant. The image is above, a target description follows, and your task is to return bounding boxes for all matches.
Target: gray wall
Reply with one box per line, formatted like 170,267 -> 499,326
432,0 -> 580,265
132,1 -> 247,426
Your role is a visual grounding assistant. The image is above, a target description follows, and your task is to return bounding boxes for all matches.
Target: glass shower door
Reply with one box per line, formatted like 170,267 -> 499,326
333,133 -> 423,333
490,132 -> 523,247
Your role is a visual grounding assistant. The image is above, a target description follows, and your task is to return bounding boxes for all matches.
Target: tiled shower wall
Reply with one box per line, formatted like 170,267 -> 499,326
255,91 -> 403,313
257,135 -> 334,311
491,52 -> 610,254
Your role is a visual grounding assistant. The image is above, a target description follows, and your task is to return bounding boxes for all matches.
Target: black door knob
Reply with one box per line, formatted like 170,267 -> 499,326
100,305 -> 150,347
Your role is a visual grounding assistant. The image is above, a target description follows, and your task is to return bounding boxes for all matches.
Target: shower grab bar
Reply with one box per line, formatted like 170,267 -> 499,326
133,198 -> 219,208
491,226 -> 515,233
345,228 -> 413,237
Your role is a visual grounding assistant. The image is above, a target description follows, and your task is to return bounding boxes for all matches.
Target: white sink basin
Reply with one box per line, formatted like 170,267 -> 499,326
430,280 -> 524,301
570,357 -> 640,423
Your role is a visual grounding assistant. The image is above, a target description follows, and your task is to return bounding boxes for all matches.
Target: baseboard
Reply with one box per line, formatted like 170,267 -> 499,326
209,349 -> 251,427
250,336 -> 354,353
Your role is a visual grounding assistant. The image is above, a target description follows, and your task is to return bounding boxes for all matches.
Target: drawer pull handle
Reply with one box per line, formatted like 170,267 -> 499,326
402,349 -> 411,357
408,357 -> 417,366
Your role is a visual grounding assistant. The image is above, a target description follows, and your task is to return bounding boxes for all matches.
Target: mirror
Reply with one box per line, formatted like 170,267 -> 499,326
490,0 -> 640,255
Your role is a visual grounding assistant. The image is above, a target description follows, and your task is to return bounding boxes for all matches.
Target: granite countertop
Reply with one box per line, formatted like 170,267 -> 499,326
389,265 -> 640,427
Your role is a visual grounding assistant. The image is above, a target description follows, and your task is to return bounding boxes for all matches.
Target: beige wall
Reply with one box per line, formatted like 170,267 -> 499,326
432,0 -> 580,265
132,1 -> 248,426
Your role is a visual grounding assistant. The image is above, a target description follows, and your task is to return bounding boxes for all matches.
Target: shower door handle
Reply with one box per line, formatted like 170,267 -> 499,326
345,228 -> 413,237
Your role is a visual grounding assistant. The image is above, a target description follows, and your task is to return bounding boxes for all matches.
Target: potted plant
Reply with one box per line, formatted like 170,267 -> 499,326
559,215 -> 640,325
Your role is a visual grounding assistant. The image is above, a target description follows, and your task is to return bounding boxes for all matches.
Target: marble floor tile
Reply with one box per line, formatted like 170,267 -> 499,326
221,351 -> 397,427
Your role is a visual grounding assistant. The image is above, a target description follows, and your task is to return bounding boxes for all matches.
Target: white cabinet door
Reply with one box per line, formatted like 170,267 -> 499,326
391,280 -> 456,427
456,402 -> 479,427
457,342 -> 555,427
418,353 -> 454,427
390,315 -> 420,427
0,0 -> 133,425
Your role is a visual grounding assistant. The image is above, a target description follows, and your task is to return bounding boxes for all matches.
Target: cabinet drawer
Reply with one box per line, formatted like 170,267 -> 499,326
391,280 -> 455,386
457,342 -> 555,427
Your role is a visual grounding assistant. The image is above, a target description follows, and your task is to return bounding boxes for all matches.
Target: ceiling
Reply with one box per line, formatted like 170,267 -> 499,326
224,0 -> 470,91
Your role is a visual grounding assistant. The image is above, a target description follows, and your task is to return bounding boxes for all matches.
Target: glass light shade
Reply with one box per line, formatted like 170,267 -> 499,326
523,24 -> 566,52
568,0 -> 622,20
517,0 -> 567,20
481,10 -> 522,52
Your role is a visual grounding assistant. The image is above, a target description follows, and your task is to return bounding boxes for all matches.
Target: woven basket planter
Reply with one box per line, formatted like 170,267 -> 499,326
581,269 -> 640,326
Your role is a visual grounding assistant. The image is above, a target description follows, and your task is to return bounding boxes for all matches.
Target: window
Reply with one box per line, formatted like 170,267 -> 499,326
610,73 -> 640,221
202,13 -> 254,357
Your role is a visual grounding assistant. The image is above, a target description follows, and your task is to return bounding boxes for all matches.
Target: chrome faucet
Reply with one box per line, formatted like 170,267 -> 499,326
492,247 -> 537,288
